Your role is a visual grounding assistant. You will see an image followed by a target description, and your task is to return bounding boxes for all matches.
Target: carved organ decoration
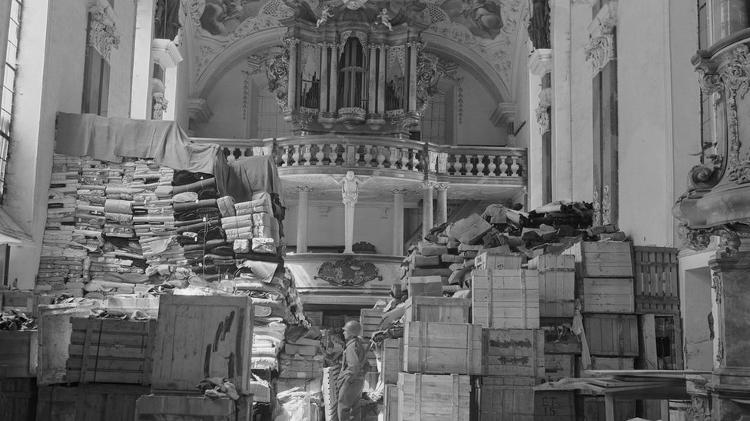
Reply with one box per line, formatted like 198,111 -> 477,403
264,0 -> 433,135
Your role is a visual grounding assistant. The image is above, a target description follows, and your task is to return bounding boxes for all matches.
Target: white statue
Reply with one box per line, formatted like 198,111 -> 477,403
342,0 -> 368,10
377,8 -> 392,31
316,5 -> 334,28
335,171 -> 366,205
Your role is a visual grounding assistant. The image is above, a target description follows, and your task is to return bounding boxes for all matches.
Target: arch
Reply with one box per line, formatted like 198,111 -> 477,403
193,27 -> 287,98
421,32 -> 511,103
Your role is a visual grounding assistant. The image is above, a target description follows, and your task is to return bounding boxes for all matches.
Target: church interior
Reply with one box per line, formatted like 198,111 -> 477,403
0,0 -> 748,420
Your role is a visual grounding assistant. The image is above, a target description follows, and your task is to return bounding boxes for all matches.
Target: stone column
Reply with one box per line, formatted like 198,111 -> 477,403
708,250 -> 750,420
296,186 -> 311,253
392,189 -> 406,256
130,0 -> 156,119
421,182 -> 433,238
408,42 -> 418,112
287,39 -> 299,111
341,171 -> 360,254
528,48 -> 552,210
435,183 -> 449,225
330,44 -> 339,112
550,0 -> 573,202
320,44 -> 329,113
368,46 -> 377,114
378,46 -> 386,115
711,0 -> 749,42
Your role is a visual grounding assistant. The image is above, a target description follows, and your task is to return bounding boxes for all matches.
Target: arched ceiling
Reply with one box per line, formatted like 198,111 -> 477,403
181,0 -> 529,103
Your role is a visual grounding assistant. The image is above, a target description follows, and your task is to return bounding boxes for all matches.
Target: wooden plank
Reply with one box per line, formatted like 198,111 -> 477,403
580,396 -> 636,421
482,328 -> 544,379
472,269 -> 540,329
581,278 -> 635,313
473,253 -> 523,274
540,270 -> 576,317
403,322 -> 482,375
37,302 -> 97,385
405,276 -> 443,297
383,383 -> 398,421
36,384 -> 148,421
398,373 -> 470,421
360,308 -> 383,339
640,314 -> 658,370
584,314 -> 639,357
134,394 -> 253,420
544,354 -> 575,382
382,338 -> 403,385
0,330 -> 38,378
0,377 -> 37,421
403,296 -> 470,323
478,376 -> 535,421
151,294 -> 253,393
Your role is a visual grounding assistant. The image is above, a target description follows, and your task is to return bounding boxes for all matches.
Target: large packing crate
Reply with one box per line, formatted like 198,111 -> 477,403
581,278 -> 635,313
403,322 -> 482,375
305,311 -> 323,327
37,302 -> 98,385
478,376 -> 534,421
403,296 -> 470,323
473,253 -> 523,273
564,241 -> 634,278
397,373 -> 470,421
134,394 -> 253,421
584,314 -> 639,357
36,383 -> 148,421
537,254 -> 576,318
66,317 -> 156,385
0,290 -> 36,315
633,246 -> 680,314
579,396 -> 636,421
579,356 -> 635,373
278,354 -> 324,379
534,390 -> 575,421
0,330 -> 38,377
482,328 -> 544,379
151,295 -> 253,393
472,269 -> 540,329
544,353 -> 575,382
360,308 -> 383,339
0,377 -> 37,421
543,325 -> 582,354
382,383 -> 398,421
382,338 -> 403,384
405,276 -> 443,297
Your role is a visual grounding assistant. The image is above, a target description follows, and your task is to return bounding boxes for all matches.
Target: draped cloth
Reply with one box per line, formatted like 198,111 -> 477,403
55,112 -> 219,174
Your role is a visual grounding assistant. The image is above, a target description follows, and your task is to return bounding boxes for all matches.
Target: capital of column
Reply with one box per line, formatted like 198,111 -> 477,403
433,183 -> 449,191
529,48 -> 553,76
392,188 -> 408,196
296,185 -> 313,193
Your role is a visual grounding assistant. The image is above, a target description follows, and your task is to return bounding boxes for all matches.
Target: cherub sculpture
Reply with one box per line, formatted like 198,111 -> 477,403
377,8 -> 392,31
316,5 -> 334,28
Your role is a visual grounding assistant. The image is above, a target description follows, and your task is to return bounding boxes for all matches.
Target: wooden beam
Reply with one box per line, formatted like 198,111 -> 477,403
604,394 -> 615,421
640,314 -> 658,369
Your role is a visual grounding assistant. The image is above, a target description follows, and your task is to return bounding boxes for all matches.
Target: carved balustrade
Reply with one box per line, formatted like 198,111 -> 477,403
194,136 -> 526,180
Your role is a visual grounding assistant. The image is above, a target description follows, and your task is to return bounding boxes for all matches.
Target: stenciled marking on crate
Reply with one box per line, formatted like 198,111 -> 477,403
488,338 -> 533,348
204,310 -> 237,379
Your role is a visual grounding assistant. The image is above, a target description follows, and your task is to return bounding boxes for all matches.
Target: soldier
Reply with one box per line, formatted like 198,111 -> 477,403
337,320 -> 369,421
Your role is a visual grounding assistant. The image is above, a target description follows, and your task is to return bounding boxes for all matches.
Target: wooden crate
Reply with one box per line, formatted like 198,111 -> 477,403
405,276 -> 443,297
534,391 -> 575,421
543,324 -> 582,354
482,328 -> 544,379
584,314 -> 639,357
474,253 -> 523,274
545,354 -> 575,382
579,356 -> 635,373
564,241 -> 634,278
383,383 -> 398,421
278,354 -> 324,379
66,317 -> 156,385
535,254 -> 576,318
397,373 -> 470,421
37,302 -> 98,385
0,377 -> 37,421
579,396 -> 636,421
322,367 -> 338,421
633,246 -> 679,314
134,394 -> 252,421
472,269 -> 540,329
360,308 -> 383,339
0,290 -> 36,315
151,295 -> 253,393
478,376 -> 534,421
403,322 -> 482,375
403,296 -> 471,323
0,330 -> 38,378
306,311 -> 323,327
581,278 -> 635,313
382,338 -> 403,385
36,383 -> 148,421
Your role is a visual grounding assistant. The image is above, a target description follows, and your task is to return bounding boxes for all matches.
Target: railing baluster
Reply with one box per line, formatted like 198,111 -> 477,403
389,147 -> 398,169
280,146 -> 289,167
315,144 -> 324,166
376,146 -> 386,168
412,149 -> 419,172
363,145 -> 373,167
437,152 -> 448,174
487,155 -> 497,176
476,154 -> 485,176
464,154 -> 473,176
449,154 -> 457,175
511,157 -> 520,177
291,145 -> 300,166
303,144 -> 312,166
400,148 -> 409,170
499,155 -> 508,176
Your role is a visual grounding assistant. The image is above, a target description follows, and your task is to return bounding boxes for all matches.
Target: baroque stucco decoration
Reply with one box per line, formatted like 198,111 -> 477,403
314,255 -> 382,286
185,0 -> 526,101
584,1 -> 617,76
88,1 -> 120,62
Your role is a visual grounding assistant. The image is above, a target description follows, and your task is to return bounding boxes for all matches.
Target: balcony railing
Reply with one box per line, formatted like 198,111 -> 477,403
191,136 -> 527,179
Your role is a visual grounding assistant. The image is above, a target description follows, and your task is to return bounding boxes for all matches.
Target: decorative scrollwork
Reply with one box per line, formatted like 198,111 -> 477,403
679,224 -> 741,254
585,34 -> 615,75
716,338 -> 725,364
314,255 -> 382,287
88,2 -> 120,62
711,270 -> 723,304
266,49 -> 290,112
686,395 -> 711,421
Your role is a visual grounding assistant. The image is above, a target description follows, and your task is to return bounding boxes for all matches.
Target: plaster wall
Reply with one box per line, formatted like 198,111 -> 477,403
4,0 -> 138,289
679,249 -> 716,371
617,0 -> 676,246
550,0 -> 572,202
455,67 -> 506,146
107,1 -> 136,118
285,202 -> 403,256
569,2 -> 594,203
193,66 -> 257,139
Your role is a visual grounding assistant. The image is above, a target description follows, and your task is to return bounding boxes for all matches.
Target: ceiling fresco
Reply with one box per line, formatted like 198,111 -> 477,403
183,0 -> 528,96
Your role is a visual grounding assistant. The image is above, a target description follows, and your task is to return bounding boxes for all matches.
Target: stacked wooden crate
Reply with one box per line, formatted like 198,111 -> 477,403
133,294 -> 254,420
471,252 -> 545,421
382,293 -> 474,420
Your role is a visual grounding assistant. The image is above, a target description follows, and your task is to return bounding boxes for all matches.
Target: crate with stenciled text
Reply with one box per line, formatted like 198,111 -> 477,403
150,295 -> 253,393
403,322 -> 482,375
403,296 -> 471,323
482,328 -> 544,379
398,373 -> 470,421
472,268 -> 540,329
